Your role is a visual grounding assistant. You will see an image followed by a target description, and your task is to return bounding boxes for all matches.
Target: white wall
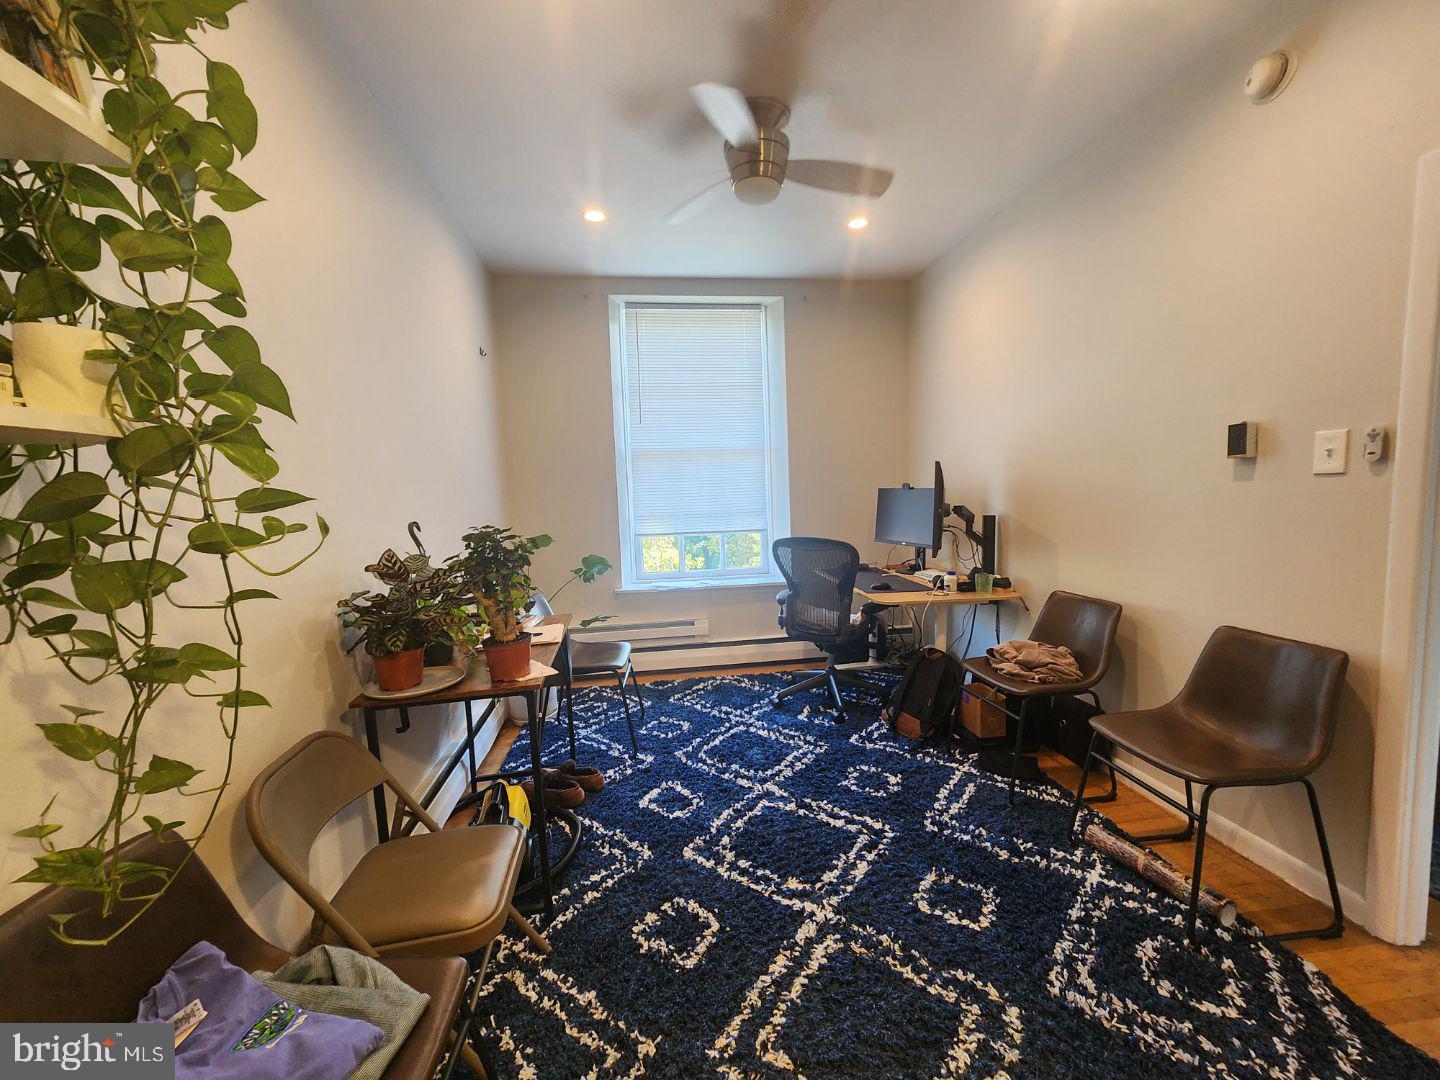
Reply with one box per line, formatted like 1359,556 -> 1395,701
908,0 -> 1440,927
490,275 -> 911,650
0,1 -> 506,946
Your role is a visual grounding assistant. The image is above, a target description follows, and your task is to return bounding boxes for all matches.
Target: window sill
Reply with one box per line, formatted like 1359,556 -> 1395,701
615,575 -> 784,595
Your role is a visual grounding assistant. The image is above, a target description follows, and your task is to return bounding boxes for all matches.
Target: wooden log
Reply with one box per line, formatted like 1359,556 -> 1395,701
1083,822 -> 1238,928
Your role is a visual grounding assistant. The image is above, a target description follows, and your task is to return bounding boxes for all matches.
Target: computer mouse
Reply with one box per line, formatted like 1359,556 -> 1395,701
871,581 -> 893,591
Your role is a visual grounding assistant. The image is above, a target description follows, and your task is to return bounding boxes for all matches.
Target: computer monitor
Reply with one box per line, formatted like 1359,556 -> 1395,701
874,461 -> 945,567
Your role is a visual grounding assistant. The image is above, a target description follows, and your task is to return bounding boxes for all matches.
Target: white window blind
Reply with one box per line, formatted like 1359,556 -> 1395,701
626,304 -> 767,534
609,298 -> 790,587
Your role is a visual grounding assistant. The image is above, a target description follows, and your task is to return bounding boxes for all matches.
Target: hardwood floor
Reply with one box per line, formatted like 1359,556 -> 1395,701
472,661 -> 1440,1062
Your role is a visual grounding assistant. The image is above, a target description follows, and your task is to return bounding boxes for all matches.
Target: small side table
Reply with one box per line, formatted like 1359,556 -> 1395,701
348,613 -> 573,915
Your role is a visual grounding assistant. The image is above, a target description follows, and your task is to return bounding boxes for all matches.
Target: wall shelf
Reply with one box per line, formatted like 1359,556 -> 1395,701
0,402 -> 118,446
0,49 -> 127,166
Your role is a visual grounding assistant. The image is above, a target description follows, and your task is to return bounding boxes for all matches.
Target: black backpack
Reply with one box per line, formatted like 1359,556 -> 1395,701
882,647 -> 964,742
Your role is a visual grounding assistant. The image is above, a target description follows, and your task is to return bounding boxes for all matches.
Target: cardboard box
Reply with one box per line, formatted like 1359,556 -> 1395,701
960,684 -> 1008,739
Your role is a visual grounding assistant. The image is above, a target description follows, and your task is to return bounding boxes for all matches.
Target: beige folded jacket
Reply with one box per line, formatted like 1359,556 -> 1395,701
986,639 -> 1082,684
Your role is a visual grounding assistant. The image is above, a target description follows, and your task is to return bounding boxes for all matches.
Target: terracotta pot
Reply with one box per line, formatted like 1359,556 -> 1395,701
373,647 -> 424,691
484,633 -> 532,682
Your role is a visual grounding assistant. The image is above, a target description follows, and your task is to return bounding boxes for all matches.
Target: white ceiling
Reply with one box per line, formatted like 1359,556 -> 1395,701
311,0 -> 1271,279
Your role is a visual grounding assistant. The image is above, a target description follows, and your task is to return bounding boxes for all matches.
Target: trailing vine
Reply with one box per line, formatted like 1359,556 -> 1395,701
0,0 -> 322,943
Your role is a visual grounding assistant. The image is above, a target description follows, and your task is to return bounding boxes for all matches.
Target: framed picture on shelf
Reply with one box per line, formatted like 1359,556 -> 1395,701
0,0 -> 98,113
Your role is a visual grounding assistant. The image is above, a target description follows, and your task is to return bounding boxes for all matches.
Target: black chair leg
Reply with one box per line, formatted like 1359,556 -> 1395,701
565,678 -> 578,763
632,668 -> 646,727
775,658 -> 875,722
822,670 -> 843,720
617,665 -> 639,759
1268,778 -> 1345,942
613,668 -> 638,760
1134,779 -> 1195,843
1185,786 -> 1216,946
1077,691 -> 1118,804
1070,732 -> 1099,838
1008,698 -> 1032,806
775,670 -> 830,703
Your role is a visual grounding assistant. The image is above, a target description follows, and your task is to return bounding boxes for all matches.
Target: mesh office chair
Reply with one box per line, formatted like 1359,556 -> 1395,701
773,537 -> 882,721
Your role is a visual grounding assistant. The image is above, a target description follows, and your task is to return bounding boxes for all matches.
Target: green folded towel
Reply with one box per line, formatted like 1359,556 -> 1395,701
256,945 -> 430,1080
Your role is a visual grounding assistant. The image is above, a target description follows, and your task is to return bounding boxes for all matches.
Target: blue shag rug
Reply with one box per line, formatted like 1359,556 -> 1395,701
470,672 -> 1438,1078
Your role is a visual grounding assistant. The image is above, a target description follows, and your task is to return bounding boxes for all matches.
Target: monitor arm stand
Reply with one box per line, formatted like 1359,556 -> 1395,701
952,505 -> 998,575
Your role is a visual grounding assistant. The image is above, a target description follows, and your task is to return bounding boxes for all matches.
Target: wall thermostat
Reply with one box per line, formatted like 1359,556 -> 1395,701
1227,420 -> 1258,459
1363,426 -> 1387,463
1245,50 -> 1296,104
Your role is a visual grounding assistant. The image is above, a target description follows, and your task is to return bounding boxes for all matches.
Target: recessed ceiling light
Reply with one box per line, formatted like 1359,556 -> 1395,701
582,207 -> 607,223
847,215 -> 870,231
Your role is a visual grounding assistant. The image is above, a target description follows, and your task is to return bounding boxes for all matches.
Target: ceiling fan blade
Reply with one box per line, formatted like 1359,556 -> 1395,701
663,178 -> 731,225
787,160 -> 895,198
690,83 -> 760,148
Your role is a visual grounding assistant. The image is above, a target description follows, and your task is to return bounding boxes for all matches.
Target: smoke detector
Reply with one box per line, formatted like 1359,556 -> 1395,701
1245,50 -> 1296,104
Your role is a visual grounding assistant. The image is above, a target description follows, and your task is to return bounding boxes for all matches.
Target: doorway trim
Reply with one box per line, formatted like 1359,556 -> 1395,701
1370,149 -> 1440,945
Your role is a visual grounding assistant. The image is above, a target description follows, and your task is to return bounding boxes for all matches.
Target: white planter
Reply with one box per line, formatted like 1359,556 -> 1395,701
11,322 -> 113,417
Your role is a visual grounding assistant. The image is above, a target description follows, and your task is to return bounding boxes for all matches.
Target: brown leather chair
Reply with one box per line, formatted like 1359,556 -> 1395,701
961,590 -> 1123,804
246,731 -> 550,962
1070,625 -> 1349,945
0,831 -> 472,1080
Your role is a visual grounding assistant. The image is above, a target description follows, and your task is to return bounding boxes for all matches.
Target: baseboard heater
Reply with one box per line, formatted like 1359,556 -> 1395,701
633,635 -> 822,672
570,617 -> 825,671
570,617 -> 710,644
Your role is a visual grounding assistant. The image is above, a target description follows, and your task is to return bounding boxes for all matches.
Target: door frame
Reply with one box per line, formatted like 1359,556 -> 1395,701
1370,149 -> 1440,945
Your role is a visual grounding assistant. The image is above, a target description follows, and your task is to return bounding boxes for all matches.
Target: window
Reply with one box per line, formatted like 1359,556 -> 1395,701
608,297 -> 790,589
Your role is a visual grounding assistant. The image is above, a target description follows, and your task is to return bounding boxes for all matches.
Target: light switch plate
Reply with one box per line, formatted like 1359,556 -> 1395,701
1313,428 -> 1349,475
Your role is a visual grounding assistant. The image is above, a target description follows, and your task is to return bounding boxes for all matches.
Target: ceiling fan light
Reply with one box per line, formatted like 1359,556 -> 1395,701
847,215 -> 870,230
733,175 -> 782,205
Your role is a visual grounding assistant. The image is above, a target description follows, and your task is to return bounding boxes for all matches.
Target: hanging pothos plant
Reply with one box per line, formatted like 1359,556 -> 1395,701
0,0 -> 323,944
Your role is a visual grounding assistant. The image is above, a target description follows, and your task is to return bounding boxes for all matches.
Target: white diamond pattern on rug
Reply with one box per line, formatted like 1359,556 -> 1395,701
684,794 -> 892,915
475,671 -> 1437,1079
839,762 -> 902,797
632,897 -> 722,970
638,715 -> 691,740
676,718 -> 826,794
1047,865 -> 1370,1077
639,779 -> 703,820
711,915 -> 1023,1078
916,867 -> 999,931
490,952 -> 659,1080
545,818 -> 652,935
924,770 -> 1143,894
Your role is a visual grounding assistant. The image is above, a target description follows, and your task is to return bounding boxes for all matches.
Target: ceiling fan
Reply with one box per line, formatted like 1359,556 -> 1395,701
666,83 -> 895,223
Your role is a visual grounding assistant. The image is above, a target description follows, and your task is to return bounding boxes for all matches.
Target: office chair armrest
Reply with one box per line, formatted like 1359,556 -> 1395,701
775,588 -> 790,630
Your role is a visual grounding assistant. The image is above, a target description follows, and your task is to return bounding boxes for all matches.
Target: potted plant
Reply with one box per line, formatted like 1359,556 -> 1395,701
449,526 -> 552,682
1,1 -> 326,945
338,549 -> 459,691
